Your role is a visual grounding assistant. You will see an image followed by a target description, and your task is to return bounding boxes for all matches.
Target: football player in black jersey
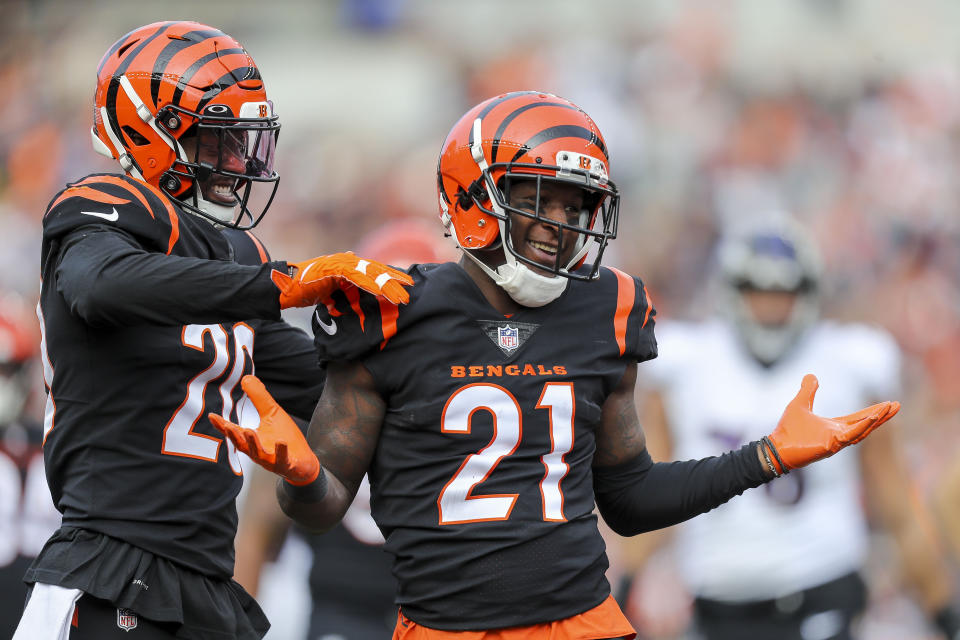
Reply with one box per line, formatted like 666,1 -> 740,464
15,21 -> 412,640
211,92 -> 900,639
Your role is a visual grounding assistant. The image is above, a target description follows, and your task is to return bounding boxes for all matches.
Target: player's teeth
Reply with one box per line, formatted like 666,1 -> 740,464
530,241 -> 556,254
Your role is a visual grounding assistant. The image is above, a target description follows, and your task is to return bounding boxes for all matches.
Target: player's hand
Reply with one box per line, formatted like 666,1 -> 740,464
271,252 -> 414,309
764,374 -> 900,474
208,375 -> 320,486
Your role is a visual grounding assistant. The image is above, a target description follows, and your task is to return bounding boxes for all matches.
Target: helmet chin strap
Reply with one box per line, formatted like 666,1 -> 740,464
496,260 -> 569,307
193,194 -> 238,225
455,216 -> 568,308
452,116 -> 569,307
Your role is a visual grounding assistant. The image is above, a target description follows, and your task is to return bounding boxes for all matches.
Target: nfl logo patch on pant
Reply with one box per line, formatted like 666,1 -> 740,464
117,608 -> 138,632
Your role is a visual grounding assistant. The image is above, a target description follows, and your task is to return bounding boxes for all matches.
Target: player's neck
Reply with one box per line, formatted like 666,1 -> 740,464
458,255 -> 524,316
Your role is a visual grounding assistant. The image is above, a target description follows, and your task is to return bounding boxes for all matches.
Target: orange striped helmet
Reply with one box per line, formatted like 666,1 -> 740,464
92,21 -> 280,229
436,91 -> 619,281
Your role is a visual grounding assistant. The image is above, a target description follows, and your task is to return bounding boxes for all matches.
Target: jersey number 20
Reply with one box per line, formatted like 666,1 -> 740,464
162,323 -> 253,474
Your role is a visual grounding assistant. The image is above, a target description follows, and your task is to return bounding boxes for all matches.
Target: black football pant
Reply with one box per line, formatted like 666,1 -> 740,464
691,571 -> 867,640
69,593 -> 180,639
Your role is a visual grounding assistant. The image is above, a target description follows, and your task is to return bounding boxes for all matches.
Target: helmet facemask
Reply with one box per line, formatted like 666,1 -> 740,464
487,162 -> 619,281
159,102 -> 280,229
436,92 -> 619,306
91,22 -> 282,230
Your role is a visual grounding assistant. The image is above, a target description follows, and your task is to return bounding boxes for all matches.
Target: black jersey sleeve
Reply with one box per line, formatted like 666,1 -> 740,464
603,267 -> 657,363
44,174 -> 287,327
43,174 -> 184,257
311,268 -> 415,362
54,226 -> 283,327
218,226 -> 326,420
219,227 -> 273,265
593,443 -> 770,536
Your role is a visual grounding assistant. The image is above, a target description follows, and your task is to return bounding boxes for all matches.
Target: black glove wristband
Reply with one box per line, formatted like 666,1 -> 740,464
279,470 -> 328,504
935,605 -> 960,640
762,436 -> 790,475
759,440 -> 781,478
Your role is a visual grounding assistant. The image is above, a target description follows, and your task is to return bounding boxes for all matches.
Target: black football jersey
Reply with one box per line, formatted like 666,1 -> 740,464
312,261 -> 656,630
37,173 -> 323,578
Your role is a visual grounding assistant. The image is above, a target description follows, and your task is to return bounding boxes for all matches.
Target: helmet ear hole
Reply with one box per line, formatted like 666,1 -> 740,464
456,187 -> 474,211
122,126 -> 150,146
456,180 -> 487,211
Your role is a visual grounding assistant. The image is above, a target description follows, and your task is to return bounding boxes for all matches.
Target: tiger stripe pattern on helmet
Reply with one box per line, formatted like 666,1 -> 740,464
437,91 -> 619,281
92,21 -> 280,229
479,94 -> 608,165
95,21 -> 264,164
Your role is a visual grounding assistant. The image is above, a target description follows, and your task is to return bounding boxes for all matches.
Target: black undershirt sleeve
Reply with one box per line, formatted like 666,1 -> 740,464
54,226 -> 285,327
593,442 -> 770,536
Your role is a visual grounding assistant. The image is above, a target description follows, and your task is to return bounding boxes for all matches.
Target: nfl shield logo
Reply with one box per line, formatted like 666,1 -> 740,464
498,325 -> 519,351
117,608 -> 138,632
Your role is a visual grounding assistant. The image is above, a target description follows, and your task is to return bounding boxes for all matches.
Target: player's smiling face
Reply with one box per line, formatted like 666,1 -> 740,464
506,179 -> 585,275
180,128 -> 245,206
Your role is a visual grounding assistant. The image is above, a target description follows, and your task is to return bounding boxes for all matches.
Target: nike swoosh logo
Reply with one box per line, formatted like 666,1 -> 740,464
314,310 -> 338,336
80,207 -> 119,222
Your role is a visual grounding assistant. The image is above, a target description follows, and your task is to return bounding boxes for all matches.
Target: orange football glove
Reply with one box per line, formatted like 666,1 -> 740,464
271,252 -> 414,309
763,374 -> 900,475
209,375 -> 320,486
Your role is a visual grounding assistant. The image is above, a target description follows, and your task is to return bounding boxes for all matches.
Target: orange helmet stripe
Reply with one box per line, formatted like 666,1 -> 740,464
489,100 -> 579,163
168,49 -> 256,109
101,23 -> 177,145
511,124 -> 607,164
97,21 -> 172,77
148,25 -> 225,106
468,91 -> 540,153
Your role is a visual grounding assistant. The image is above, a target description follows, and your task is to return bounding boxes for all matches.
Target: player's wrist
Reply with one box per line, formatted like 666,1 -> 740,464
279,468 -> 327,503
761,436 -> 788,475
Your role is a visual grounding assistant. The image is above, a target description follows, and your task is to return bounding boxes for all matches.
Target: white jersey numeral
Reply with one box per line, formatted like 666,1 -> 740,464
36,298 -> 55,442
437,382 -> 575,525
162,324 -> 254,467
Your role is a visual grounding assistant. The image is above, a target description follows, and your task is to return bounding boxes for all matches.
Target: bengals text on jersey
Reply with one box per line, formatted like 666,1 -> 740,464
310,260 -> 655,630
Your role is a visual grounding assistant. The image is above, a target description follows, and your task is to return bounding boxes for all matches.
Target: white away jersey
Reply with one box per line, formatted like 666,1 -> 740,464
644,318 -> 901,600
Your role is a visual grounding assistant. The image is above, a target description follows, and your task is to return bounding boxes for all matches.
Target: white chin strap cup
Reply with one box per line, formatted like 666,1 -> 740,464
495,261 -> 568,307
194,195 -> 238,225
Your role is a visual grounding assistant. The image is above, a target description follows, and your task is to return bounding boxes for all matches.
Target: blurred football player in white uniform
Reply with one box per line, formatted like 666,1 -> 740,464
631,216 -> 959,640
